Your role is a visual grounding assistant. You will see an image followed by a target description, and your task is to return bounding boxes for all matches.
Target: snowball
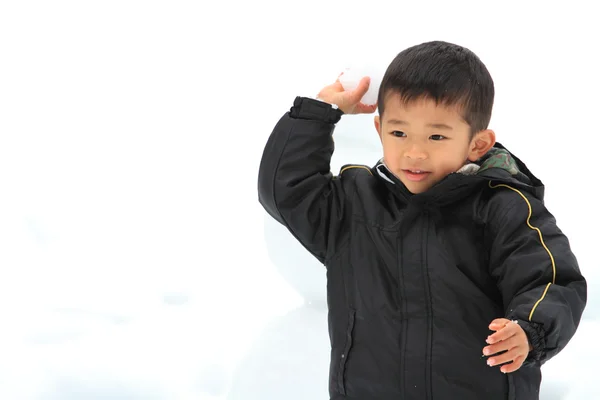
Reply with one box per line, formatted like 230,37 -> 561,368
338,63 -> 385,106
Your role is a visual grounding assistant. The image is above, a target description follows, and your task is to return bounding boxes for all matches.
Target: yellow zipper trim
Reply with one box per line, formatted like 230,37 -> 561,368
340,165 -> 373,176
488,182 -> 556,321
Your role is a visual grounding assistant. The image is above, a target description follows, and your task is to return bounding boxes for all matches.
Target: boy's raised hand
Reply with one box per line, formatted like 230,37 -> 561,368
316,73 -> 378,115
483,318 -> 533,373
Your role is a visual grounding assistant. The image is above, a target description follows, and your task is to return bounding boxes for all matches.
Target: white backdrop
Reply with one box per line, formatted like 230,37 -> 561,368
0,1 -> 598,399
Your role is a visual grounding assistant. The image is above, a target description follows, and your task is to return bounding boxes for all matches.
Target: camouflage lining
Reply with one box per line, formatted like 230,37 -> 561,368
458,147 -> 520,176
477,147 -> 520,175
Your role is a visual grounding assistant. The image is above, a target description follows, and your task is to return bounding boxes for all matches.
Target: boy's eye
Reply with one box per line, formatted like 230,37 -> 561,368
391,131 -> 406,137
430,134 -> 446,141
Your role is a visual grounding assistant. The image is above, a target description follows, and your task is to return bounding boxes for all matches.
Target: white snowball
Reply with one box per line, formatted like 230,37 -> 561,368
338,63 -> 385,106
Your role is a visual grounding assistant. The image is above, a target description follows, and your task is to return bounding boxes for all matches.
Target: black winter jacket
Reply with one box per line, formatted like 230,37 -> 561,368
257,97 -> 587,400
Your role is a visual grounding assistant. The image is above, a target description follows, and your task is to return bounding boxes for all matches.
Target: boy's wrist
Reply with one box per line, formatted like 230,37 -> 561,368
313,95 -> 339,109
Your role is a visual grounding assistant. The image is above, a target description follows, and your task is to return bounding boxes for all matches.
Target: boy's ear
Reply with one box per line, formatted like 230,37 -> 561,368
374,116 -> 383,142
468,129 -> 496,161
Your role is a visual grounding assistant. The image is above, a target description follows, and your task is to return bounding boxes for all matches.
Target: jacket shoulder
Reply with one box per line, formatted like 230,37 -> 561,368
331,164 -> 378,206
477,180 -> 544,225
337,164 -> 374,178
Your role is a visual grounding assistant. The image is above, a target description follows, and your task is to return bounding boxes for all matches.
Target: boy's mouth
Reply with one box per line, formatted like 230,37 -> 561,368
402,169 -> 431,182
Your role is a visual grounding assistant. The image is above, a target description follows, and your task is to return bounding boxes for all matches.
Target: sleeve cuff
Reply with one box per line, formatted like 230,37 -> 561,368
289,96 -> 344,124
516,319 -> 546,366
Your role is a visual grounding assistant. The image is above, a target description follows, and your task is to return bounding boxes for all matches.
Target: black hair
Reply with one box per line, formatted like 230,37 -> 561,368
377,41 -> 494,137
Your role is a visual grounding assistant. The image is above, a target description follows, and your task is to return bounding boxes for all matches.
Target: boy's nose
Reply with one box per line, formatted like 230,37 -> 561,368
405,145 -> 427,160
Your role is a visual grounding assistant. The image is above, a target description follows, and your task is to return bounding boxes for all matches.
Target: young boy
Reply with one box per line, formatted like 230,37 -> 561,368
257,41 -> 586,399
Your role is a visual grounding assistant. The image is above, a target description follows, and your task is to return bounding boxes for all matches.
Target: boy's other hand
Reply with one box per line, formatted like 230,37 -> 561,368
482,318 -> 533,373
316,73 -> 378,115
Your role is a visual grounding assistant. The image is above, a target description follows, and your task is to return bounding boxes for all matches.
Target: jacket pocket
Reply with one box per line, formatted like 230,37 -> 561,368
337,309 -> 356,395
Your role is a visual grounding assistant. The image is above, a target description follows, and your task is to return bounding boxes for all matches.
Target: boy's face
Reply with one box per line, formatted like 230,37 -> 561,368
374,94 -> 495,194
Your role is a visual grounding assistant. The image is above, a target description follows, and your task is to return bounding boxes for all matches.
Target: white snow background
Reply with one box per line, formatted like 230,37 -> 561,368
0,1 -> 598,399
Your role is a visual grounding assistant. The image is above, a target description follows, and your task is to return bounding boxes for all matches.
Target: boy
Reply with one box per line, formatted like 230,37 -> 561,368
257,41 -> 586,399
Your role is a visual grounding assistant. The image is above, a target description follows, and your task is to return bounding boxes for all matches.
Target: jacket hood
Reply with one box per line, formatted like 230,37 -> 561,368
374,142 -> 545,206
469,142 -> 545,200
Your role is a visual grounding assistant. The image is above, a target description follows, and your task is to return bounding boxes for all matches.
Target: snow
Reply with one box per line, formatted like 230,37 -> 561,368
0,1 -> 598,399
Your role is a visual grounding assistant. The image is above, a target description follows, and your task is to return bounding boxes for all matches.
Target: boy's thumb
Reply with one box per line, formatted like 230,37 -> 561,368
348,76 -> 371,102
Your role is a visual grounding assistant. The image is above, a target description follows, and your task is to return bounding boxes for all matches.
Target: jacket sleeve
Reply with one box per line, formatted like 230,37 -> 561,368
258,96 -> 353,264
484,185 -> 587,367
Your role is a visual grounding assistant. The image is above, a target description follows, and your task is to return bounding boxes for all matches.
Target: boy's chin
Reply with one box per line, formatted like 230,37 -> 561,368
401,181 -> 431,194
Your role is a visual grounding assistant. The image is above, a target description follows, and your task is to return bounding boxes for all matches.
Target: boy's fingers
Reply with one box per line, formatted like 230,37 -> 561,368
483,335 -> 519,356
488,318 -> 511,331
356,103 -> 378,114
487,321 -> 518,344
318,75 -> 374,114
486,347 -> 520,367
500,355 -> 526,374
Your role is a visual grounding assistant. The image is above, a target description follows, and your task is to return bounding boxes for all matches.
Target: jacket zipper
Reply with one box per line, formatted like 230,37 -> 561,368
398,229 -> 407,399
422,211 -> 433,400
